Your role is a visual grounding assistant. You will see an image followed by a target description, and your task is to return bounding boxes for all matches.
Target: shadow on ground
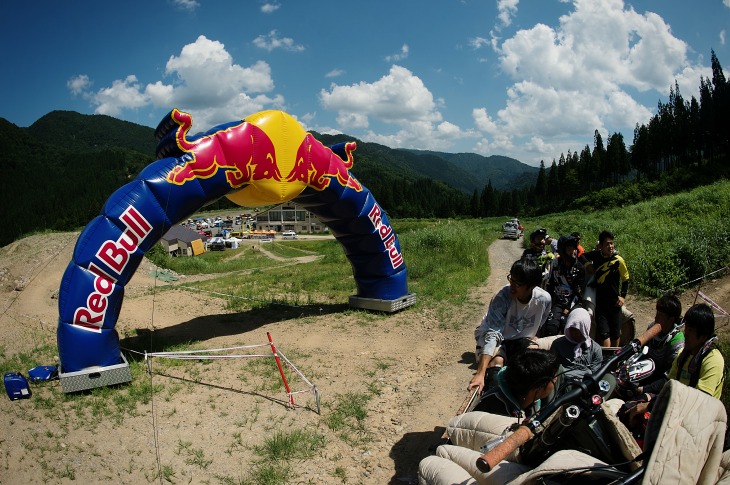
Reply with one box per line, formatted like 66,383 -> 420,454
120,302 -> 350,355
389,427 -> 447,484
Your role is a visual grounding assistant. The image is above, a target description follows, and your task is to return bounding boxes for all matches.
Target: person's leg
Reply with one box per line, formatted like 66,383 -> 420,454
608,306 -> 622,347
540,305 -> 564,337
596,310 -> 611,347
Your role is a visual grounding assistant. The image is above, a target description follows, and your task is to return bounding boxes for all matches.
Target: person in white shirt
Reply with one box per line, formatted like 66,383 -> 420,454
469,257 -> 552,392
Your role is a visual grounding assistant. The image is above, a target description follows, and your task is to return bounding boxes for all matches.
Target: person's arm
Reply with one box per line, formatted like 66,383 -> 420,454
617,256 -> 629,306
639,377 -> 667,397
695,349 -> 724,397
589,343 -> 603,374
469,289 -> 509,390
469,353 -> 492,391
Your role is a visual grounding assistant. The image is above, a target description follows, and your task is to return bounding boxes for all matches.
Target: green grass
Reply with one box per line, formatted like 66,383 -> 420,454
322,391 -> 372,446
252,428 -> 326,461
518,180 -> 730,296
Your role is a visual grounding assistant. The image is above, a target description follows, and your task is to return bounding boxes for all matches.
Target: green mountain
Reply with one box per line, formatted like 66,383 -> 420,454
0,110 -> 537,246
26,110 -> 159,154
403,149 -> 539,192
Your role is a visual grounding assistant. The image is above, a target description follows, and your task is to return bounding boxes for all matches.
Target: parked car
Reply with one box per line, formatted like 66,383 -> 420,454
282,230 -> 298,240
503,222 -> 520,240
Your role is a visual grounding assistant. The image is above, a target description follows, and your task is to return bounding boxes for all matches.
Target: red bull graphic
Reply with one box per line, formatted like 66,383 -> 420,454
72,205 -> 152,333
287,135 -> 362,192
165,109 -> 282,188
57,108 -> 410,377
72,262 -> 116,333
163,109 -> 361,205
96,206 -> 153,276
368,203 -> 404,269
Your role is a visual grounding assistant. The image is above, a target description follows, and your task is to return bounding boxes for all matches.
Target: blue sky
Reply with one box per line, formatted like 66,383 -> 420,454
1,0 -> 728,167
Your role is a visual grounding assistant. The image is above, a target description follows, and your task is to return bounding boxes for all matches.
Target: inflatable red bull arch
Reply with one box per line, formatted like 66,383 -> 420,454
57,109 -> 413,376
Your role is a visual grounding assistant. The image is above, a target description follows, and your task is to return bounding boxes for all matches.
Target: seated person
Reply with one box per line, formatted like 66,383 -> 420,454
470,258 -> 552,392
541,235 -> 586,336
630,295 -> 684,396
627,303 -> 724,426
550,307 -> 603,383
522,228 -> 548,259
472,349 -> 560,419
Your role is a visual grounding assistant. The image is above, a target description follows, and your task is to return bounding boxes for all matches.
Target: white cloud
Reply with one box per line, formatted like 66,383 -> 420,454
385,44 -> 409,62
67,75 -> 91,96
469,37 -> 490,50
172,0 -> 199,11
721,30 -> 726,46
725,0 -> 730,8
320,65 -> 471,150
474,0 -> 709,164
260,3 -> 280,13
325,68 -> 345,78
93,75 -> 149,116
472,108 -> 497,134
320,65 -> 441,128
253,30 -> 305,52
497,0 -> 519,28
76,35 -> 284,129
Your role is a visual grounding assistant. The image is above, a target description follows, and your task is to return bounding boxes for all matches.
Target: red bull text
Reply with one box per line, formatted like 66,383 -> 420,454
72,205 -> 152,332
368,203 -> 404,269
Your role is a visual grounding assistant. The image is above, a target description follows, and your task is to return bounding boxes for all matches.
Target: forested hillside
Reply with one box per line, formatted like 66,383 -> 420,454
1,113 -> 519,246
0,49 -> 726,247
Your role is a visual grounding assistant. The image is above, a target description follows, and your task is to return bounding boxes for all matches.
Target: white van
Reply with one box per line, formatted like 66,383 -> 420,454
282,230 -> 298,240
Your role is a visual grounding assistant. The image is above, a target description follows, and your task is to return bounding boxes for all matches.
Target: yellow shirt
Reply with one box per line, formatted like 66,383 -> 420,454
669,348 -> 724,399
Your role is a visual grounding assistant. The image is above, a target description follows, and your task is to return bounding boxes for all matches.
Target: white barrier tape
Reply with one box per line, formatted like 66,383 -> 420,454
698,290 -> 730,317
147,354 -> 271,360
146,343 -> 268,356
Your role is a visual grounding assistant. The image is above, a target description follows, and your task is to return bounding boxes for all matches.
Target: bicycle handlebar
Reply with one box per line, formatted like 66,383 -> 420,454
475,323 -> 663,473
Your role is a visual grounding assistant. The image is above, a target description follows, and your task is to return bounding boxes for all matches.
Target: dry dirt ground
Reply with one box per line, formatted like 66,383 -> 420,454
0,232 -> 729,484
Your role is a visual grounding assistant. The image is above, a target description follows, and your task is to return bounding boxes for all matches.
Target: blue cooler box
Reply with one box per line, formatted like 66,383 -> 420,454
4,372 -> 31,400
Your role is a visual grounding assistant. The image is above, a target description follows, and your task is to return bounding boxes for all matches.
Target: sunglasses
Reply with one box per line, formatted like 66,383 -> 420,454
507,274 -> 527,288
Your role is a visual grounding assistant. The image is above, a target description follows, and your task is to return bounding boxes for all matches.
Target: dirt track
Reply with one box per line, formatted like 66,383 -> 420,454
0,233 -> 727,483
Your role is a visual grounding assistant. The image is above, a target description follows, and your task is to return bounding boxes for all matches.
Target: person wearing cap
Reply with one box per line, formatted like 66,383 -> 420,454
522,228 -> 548,259
541,235 -> 586,336
545,234 -> 558,254
571,232 -> 585,258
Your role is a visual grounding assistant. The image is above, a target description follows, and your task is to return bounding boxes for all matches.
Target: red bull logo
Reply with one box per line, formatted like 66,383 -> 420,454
164,110 -> 361,205
286,135 -> 362,191
166,109 -> 282,188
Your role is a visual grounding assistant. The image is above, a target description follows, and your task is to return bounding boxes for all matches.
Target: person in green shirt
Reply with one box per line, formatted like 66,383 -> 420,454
628,302 -> 724,426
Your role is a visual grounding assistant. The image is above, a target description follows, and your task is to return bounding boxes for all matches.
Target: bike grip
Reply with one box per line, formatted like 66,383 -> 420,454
476,425 -> 534,473
637,322 -> 663,346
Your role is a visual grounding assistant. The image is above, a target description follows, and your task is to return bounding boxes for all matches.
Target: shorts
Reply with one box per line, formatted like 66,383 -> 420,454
596,304 -> 621,341
494,337 -> 537,364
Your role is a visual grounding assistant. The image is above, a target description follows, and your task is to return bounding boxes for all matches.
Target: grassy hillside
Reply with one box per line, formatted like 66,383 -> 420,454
517,179 -> 730,296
